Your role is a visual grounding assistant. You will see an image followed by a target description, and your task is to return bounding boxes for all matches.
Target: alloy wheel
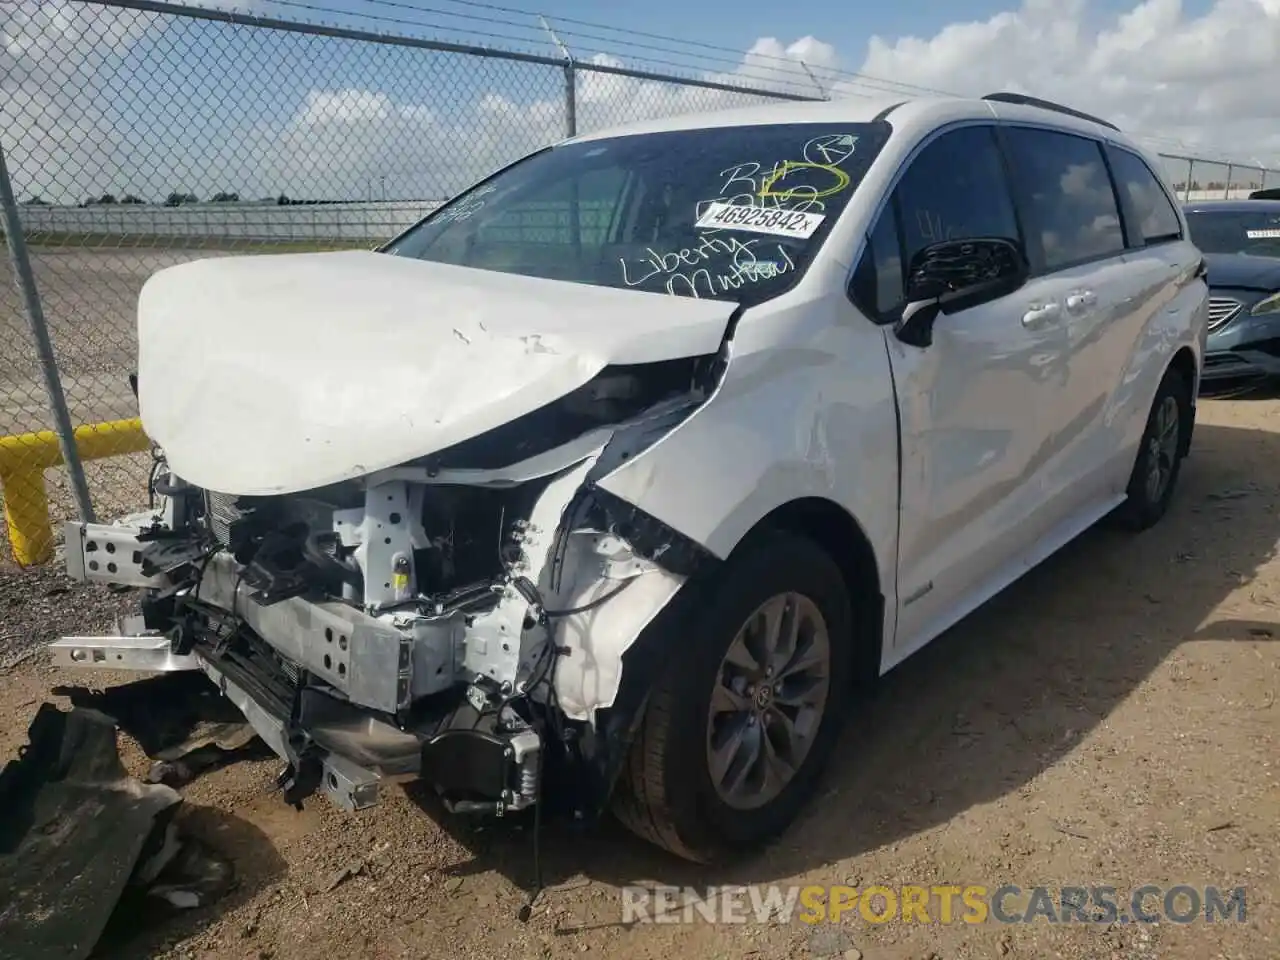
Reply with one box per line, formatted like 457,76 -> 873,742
705,592 -> 832,810
1144,394 -> 1181,504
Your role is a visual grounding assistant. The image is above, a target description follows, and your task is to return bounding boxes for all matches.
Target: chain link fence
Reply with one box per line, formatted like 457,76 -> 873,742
2,0 -> 1278,564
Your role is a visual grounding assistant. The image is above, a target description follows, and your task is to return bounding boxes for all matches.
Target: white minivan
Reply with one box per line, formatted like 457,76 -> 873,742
54,91 -> 1208,867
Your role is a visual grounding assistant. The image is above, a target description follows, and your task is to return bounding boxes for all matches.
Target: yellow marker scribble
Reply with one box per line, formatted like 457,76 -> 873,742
760,161 -> 850,200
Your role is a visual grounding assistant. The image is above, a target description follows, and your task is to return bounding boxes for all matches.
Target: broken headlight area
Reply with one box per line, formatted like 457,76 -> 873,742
52,356 -> 721,821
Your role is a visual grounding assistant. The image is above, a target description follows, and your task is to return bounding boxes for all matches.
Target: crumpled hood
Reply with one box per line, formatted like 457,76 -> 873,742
1203,252 -> 1280,291
137,250 -> 735,495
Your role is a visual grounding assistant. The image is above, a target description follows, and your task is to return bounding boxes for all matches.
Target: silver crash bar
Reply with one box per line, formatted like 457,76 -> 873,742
48,632 -> 382,811
51,520 -> 383,812
52,633 -> 199,672
59,520 -> 458,716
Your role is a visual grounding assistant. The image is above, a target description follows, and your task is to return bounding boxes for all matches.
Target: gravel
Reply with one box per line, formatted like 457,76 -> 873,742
1,393 -> 1277,960
0,558 -> 135,667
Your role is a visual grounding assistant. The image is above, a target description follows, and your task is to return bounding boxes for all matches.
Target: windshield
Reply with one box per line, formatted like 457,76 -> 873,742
1185,208 -> 1280,258
384,121 -> 892,304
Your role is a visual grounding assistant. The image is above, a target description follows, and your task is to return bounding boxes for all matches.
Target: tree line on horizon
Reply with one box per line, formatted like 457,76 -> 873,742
1171,181 -> 1263,192
23,192 -> 381,207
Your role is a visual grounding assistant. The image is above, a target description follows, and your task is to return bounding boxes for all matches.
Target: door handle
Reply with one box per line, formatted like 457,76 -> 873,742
1065,290 -> 1097,313
1022,302 -> 1062,329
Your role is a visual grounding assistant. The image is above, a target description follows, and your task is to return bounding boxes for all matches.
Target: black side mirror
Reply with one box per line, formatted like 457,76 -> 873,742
894,237 -> 1029,348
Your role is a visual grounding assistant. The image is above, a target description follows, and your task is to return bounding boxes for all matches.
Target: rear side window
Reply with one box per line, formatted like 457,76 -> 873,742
893,125 -> 1022,268
1003,127 -> 1126,271
1107,147 -> 1183,245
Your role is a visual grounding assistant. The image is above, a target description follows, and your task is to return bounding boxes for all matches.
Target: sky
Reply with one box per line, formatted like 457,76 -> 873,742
3,0 -> 1280,204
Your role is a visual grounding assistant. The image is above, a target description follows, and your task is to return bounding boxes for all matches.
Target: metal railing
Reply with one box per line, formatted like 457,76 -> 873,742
2,0 -> 1278,563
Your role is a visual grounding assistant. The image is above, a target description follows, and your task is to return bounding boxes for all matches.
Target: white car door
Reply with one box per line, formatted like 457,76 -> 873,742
995,126 -> 1150,521
850,123 -> 1076,657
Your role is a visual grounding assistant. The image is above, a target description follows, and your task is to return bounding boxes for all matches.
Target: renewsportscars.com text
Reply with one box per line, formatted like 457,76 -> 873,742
620,883 -> 1248,926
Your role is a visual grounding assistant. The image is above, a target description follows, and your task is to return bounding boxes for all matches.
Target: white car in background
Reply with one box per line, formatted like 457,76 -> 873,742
53,90 -> 1207,868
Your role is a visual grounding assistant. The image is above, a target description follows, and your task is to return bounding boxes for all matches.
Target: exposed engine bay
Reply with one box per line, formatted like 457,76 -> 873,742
53,357 -> 721,820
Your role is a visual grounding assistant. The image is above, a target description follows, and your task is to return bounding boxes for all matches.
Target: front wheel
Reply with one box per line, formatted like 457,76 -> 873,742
1115,365 -> 1192,530
611,532 -> 854,863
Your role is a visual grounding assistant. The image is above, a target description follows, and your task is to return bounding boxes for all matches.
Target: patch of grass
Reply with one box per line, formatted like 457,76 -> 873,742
6,231 -> 376,252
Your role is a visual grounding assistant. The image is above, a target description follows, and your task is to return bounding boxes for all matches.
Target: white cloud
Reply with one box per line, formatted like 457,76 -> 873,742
301,90 -> 395,124
1,1 -> 144,201
0,0 -> 256,202
475,0 -> 1280,177
257,87 -> 520,200
278,44 -> 824,199
5,0 -> 1280,205
857,0 -> 1280,164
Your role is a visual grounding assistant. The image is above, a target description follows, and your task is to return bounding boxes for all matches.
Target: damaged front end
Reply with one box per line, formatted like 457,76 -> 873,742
53,357 -> 719,820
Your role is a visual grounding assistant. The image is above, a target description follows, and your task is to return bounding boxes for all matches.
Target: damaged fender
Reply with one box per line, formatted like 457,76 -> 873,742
543,532 -> 685,722
592,295 -> 900,615
410,407 -> 717,724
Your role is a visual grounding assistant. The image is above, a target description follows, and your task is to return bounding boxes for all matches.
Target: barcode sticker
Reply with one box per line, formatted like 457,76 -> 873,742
695,202 -> 826,239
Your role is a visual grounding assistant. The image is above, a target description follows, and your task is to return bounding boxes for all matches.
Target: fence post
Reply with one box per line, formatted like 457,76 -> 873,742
564,62 -> 577,138
1223,163 -> 1233,199
0,141 -> 96,526
1184,159 -> 1194,202
539,16 -> 577,139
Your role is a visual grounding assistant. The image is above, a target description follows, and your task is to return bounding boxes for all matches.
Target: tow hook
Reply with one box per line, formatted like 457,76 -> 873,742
276,756 -> 324,809
277,725 -> 325,809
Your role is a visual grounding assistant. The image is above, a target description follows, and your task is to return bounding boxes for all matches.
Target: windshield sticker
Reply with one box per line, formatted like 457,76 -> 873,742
695,201 -> 826,238
1246,229 -> 1280,239
696,192 -> 826,221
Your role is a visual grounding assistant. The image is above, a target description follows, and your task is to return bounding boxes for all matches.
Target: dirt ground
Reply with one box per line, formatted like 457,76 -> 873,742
2,392 -> 1277,960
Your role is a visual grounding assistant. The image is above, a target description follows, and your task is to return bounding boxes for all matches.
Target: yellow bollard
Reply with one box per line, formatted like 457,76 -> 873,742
0,464 -> 53,565
0,417 -> 151,566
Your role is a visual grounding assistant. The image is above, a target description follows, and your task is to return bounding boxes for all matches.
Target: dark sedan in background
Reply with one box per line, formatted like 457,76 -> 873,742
1183,198 -> 1280,386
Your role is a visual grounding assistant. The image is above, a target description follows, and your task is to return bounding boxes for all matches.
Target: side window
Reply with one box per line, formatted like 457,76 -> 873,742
893,125 -> 1021,268
1002,127 -> 1126,270
1107,147 -> 1183,245
852,201 -> 904,318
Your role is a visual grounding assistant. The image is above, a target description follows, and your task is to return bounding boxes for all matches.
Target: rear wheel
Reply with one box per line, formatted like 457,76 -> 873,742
611,532 -> 855,863
1115,365 -> 1191,530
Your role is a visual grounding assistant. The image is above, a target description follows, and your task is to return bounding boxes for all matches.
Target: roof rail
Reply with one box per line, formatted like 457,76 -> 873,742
872,100 -> 907,122
981,92 -> 1120,132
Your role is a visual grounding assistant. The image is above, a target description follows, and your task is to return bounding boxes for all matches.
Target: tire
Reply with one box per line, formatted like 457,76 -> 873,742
611,531 -> 855,863
1114,365 -> 1192,531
